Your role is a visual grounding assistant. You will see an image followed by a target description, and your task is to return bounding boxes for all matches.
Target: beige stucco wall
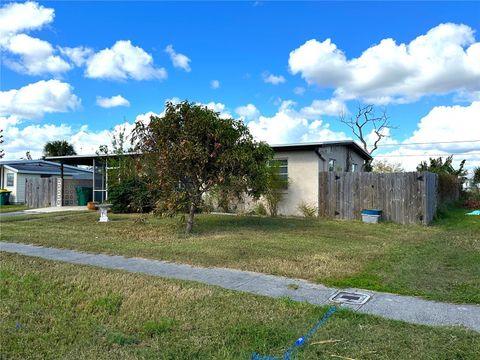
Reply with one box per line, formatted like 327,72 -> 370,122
241,150 -> 320,216
227,145 -> 368,217
274,150 -> 320,216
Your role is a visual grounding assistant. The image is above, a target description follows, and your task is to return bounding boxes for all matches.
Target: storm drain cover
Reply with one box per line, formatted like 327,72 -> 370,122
329,291 -> 371,305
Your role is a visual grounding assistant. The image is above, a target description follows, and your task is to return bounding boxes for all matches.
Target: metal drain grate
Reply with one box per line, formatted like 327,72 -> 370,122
329,291 -> 370,305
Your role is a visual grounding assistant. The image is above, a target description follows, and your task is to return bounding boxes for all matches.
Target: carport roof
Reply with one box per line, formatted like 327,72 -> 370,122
1,160 -> 92,175
45,153 -> 136,166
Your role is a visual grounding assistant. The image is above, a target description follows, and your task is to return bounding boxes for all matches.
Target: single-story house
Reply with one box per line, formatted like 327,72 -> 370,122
0,160 -> 92,204
244,140 -> 373,216
43,140 -> 372,216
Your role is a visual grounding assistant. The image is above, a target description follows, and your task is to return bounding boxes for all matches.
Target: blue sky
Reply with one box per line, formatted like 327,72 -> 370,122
1,1 -> 479,170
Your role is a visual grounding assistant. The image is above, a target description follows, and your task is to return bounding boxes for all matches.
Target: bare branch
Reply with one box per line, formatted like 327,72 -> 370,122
339,105 -> 395,156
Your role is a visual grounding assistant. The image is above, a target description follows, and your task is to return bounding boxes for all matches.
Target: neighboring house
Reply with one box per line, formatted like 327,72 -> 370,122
245,140 -> 373,216
464,178 -> 480,190
0,160 -> 92,204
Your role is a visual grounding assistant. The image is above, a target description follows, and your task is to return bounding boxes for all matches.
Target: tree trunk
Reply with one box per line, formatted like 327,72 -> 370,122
185,202 -> 196,234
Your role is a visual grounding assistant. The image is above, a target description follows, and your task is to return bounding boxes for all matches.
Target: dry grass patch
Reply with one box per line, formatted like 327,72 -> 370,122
1,206 -> 478,303
1,253 -> 479,359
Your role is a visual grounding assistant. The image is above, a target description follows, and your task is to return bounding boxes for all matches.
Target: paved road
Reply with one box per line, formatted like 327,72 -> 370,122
1,241 -> 479,332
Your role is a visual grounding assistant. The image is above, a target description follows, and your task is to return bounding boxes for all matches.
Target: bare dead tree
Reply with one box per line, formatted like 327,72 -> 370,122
340,104 -> 394,156
340,105 -> 395,171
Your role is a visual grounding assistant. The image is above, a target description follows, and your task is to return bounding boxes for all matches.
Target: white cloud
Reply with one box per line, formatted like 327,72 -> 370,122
1,110 -> 162,160
403,101 -> 480,152
133,111 -> 159,125
211,80 -> 220,89
235,104 -> 260,120
0,80 -> 80,120
289,23 -> 480,104
85,40 -> 167,80
0,97 -> 351,160
165,97 -> 182,105
262,72 -> 286,85
60,46 -> 93,66
164,45 -> 191,72
0,3 -> 67,76
300,98 -> 347,117
0,1 -> 54,45
375,101 -> 480,170
247,100 -> 347,144
2,122 -> 72,160
293,86 -> 305,96
96,95 -> 130,108
3,34 -> 71,75
202,102 -> 231,119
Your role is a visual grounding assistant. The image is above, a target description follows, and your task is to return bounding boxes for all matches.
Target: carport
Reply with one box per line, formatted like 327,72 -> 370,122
45,153 -> 135,205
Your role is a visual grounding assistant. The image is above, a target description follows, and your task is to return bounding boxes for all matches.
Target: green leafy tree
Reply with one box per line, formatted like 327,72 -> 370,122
132,101 -> 273,233
417,156 -> 467,203
472,166 -> 480,187
97,126 -> 136,187
97,126 -> 133,156
43,140 -> 77,157
416,156 -> 467,179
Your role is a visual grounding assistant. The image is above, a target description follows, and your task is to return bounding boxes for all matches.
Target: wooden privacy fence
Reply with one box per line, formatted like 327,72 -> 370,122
25,177 -> 94,208
318,172 -> 438,225
25,177 -> 57,208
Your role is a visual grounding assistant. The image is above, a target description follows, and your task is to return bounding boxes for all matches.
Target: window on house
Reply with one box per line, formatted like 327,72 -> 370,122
328,159 -> 336,172
6,173 -> 14,187
268,159 -> 288,189
351,163 -> 358,172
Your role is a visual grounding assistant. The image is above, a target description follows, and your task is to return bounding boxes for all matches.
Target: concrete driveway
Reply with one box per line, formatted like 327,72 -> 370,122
0,206 -> 89,217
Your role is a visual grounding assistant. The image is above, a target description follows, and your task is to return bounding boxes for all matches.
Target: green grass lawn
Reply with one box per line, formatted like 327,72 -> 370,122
1,253 -> 479,359
0,204 -> 28,213
1,206 -> 478,304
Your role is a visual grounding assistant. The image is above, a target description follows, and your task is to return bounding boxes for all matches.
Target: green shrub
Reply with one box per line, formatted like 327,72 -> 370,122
264,162 -> 288,217
201,193 -> 215,213
108,178 -> 156,213
253,202 -> 267,216
463,188 -> 480,209
438,173 -> 461,205
297,201 -> 317,218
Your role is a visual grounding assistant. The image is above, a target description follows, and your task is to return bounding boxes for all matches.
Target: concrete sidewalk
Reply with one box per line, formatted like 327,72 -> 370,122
1,241 -> 479,332
0,206 -> 88,217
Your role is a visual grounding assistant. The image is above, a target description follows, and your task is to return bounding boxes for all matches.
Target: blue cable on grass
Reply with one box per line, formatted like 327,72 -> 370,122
251,306 -> 337,360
